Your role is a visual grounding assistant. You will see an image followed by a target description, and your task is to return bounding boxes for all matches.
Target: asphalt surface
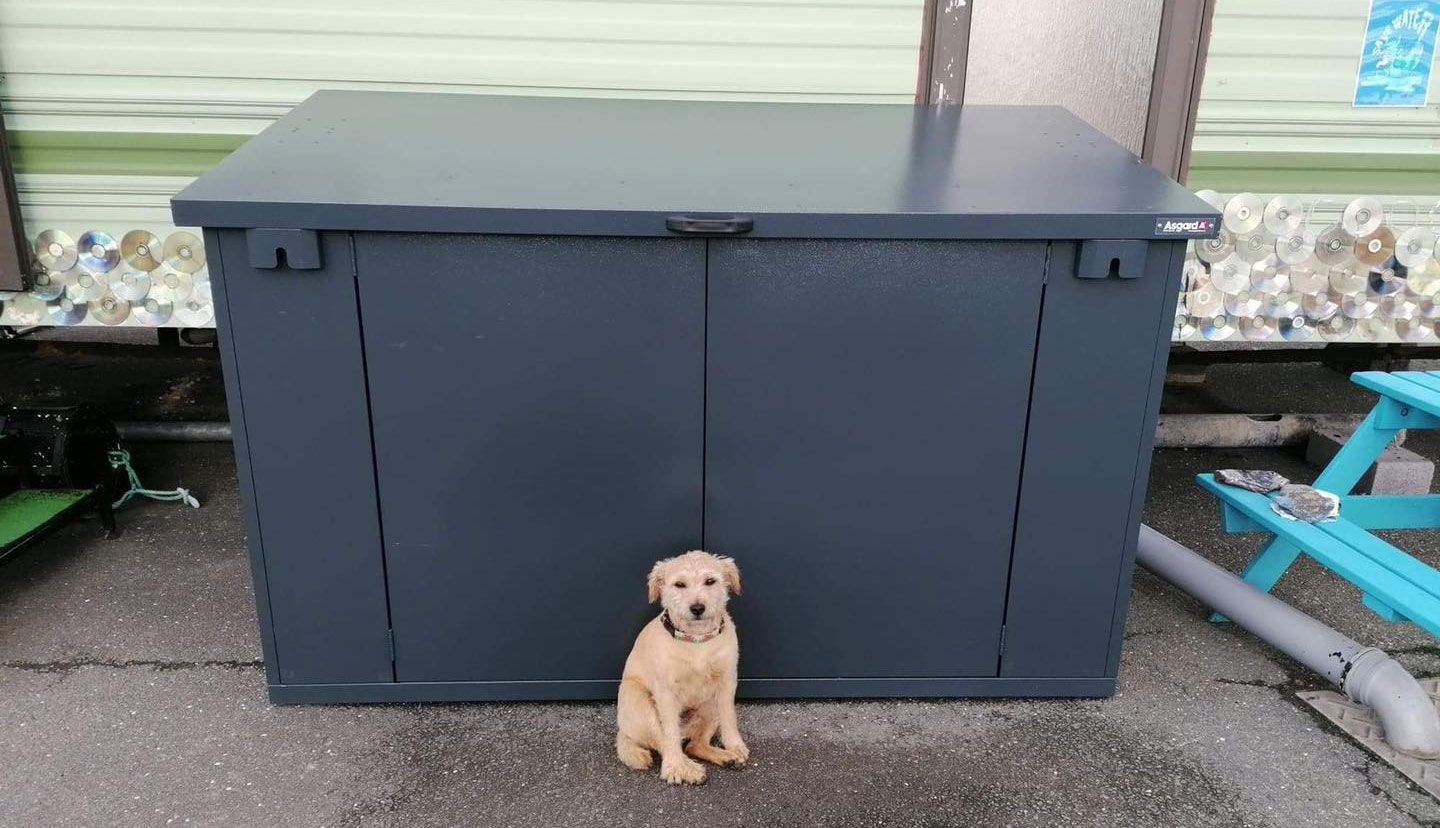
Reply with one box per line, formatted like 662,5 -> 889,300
3,350 -> 1440,827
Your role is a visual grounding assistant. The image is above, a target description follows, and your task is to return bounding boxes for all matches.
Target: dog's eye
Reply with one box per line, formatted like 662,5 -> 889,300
674,581 -> 686,589
704,577 -> 717,586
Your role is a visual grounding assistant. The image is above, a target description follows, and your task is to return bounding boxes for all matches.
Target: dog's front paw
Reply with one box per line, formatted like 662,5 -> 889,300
726,741 -> 750,766
660,758 -> 707,785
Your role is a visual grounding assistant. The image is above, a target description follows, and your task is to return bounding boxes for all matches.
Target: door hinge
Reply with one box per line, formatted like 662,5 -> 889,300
386,628 -> 395,663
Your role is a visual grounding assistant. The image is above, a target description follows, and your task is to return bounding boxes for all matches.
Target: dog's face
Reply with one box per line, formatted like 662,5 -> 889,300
647,550 -> 741,631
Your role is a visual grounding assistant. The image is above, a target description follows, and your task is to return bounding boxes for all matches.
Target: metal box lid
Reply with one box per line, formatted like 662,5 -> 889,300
172,91 -> 1218,241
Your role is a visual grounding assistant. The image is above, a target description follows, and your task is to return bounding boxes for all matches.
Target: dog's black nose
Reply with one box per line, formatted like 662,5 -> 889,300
689,603 -> 706,618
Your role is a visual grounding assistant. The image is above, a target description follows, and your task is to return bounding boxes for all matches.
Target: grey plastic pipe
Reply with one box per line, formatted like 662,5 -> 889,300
116,421 -> 232,442
1137,524 -> 1440,758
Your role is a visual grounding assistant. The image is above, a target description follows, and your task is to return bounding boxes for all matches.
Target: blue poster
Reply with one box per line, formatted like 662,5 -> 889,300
1355,0 -> 1440,106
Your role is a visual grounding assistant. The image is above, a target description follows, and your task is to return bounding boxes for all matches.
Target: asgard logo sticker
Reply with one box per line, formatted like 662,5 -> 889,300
1154,217 -> 1216,237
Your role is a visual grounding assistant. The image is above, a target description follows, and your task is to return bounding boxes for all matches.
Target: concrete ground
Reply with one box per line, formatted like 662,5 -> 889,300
3,348 -> 1440,827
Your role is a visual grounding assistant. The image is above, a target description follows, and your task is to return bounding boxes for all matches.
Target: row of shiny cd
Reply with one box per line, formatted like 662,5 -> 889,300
35,229 -> 206,274
1175,312 -> 1434,343
1195,193 -> 1398,241
0,278 -> 213,328
27,262 -> 201,304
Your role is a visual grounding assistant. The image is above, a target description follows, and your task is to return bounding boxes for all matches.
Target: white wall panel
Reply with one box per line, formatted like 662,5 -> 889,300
0,0 -> 925,135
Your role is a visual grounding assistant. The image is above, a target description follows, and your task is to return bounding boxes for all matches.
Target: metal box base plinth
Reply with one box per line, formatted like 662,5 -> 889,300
266,677 -> 1119,705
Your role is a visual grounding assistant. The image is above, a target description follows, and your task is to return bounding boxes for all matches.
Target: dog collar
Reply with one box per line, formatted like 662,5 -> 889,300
661,611 -> 724,644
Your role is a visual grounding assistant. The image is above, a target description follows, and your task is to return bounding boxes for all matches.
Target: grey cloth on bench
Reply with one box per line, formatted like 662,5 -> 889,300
1270,484 -> 1341,523
1215,469 -> 1290,494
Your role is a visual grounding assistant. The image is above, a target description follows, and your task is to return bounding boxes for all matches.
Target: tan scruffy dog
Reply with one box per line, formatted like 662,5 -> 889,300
616,550 -> 748,785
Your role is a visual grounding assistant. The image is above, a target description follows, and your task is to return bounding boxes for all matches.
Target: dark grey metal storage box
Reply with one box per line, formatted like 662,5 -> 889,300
173,91 -> 1218,704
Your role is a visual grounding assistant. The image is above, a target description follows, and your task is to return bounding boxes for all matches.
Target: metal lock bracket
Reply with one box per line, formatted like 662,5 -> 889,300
1075,239 -> 1148,280
246,228 -> 322,270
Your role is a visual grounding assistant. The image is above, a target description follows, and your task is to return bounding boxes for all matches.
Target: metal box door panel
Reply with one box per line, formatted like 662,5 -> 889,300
212,230 -> 393,685
355,235 -> 706,683
1001,241 -> 1185,678
704,239 -> 1047,678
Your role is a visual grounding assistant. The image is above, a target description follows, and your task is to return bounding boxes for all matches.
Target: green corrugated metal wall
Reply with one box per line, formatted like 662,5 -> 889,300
0,0 -> 923,227
1190,0 -> 1440,195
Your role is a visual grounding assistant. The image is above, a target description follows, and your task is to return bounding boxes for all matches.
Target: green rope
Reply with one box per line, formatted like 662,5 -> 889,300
107,449 -> 201,510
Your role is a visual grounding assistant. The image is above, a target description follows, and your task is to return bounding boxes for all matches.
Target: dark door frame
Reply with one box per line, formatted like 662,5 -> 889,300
1141,0 -> 1216,182
914,0 -> 972,105
915,1 -> 1215,183
0,106 -> 27,291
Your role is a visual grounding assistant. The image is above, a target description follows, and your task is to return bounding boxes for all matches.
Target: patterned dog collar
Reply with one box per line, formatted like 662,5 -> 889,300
662,611 -> 724,644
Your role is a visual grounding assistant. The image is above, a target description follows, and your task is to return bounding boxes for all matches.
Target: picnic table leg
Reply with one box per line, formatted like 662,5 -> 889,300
1210,536 -> 1302,622
1312,405 -> 1401,496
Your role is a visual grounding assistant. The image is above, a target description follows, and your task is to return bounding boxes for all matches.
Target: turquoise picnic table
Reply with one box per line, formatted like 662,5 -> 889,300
1198,371 -> 1440,637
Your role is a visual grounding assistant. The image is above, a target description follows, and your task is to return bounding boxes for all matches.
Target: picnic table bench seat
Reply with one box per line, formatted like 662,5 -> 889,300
1198,370 -> 1440,638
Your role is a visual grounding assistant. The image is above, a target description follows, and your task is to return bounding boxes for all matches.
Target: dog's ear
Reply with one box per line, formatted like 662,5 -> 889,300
719,556 -> 742,595
647,560 -> 667,604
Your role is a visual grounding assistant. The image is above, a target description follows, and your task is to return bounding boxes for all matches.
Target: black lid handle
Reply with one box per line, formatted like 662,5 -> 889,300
666,215 -> 754,235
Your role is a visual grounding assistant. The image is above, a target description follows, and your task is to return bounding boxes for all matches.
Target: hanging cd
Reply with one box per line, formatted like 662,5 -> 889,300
47,297 -> 86,326
104,270 -> 151,302
190,275 -> 212,305
1222,193 -> 1264,234
1379,291 -> 1420,320
1263,195 -> 1306,235
6,294 -> 46,326
120,230 -> 164,271
65,271 -> 107,303
1180,262 -> 1203,295
1278,315 -> 1316,342
1233,232 -> 1271,263
132,297 -> 173,327
149,268 -> 194,303
162,231 -> 206,273
1420,296 -> 1440,319
1395,228 -> 1437,268
1315,225 -> 1357,265
1264,292 -> 1303,319
1196,231 -> 1235,264
1340,291 -> 1380,319
1300,291 -> 1340,321
1318,315 -> 1354,342
1275,228 -> 1318,265
1224,290 -> 1264,318
1182,259 -> 1207,289
1173,313 -> 1197,340
175,295 -> 214,327
91,293 -> 131,326
1249,257 -> 1289,294
1341,196 -> 1384,237
1412,262 -> 1440,297
1209,256 -> 1252,292
1396,318 -> 1435,342
1194,189 -> 1226,211
1240,315 -> 1276,341
34,229 -> 78,271
1329,266 -> 1366,294
1367,265 -> 1406,296
1184,287 -> 1223,317
1286,263 -> 1328,294
1347,318 -> 1390,342
1199,314 -> 1237,341
28,270 -> 64,301
1353,226 -> 1396,267
76,231 -> 120,273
